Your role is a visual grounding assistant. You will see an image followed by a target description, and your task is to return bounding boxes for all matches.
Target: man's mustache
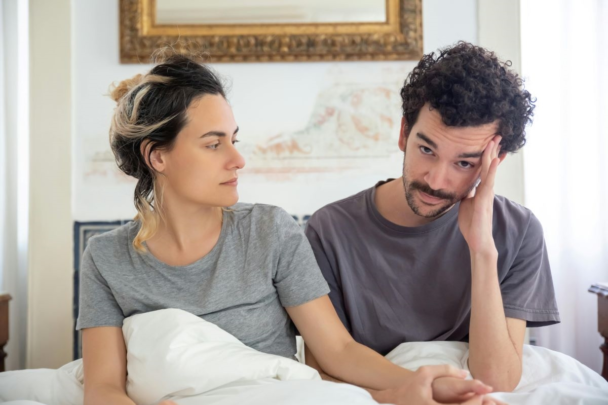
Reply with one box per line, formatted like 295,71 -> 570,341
408,181 -> 456,201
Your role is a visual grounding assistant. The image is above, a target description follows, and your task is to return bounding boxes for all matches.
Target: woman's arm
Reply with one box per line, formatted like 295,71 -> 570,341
287,296 -> 495,404
287,296 -> 413,389
82,327 -> 135,405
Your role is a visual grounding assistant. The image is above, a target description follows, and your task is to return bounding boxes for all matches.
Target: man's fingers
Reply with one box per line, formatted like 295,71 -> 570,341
481,157 -> 500,192
479,140 -> 495,183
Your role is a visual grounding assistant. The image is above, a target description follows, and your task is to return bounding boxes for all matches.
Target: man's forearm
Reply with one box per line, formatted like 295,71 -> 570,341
468,250 -> 522,392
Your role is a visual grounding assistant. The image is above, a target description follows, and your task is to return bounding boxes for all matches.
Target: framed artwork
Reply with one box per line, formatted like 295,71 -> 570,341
119,0 -> 423,63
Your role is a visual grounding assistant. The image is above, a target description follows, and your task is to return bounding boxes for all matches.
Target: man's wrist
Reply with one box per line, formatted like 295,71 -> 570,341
469,248 -> 498,279
469,244 -> 498,261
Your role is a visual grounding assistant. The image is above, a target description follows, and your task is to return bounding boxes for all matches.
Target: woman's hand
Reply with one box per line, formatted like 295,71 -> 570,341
458,135 -> 502,256
373,365 -> 501,405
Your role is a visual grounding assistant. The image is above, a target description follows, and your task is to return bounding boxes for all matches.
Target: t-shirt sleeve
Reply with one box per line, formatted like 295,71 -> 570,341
304,216 -> 352,334
500,212 -> 560,327
272,208 -> 330,308
76,238 -> 125,330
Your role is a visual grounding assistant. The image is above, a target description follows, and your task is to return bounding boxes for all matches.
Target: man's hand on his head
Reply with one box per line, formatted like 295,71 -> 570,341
458,135 -> 503,257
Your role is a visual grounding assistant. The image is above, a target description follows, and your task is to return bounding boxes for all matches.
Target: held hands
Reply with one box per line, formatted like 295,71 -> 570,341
432,376 -> 493,403
458,136 -> 503,256
373,365 -> 503,405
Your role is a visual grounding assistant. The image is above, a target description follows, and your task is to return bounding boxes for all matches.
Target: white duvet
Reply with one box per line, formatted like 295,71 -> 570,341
0,309 -> 606,405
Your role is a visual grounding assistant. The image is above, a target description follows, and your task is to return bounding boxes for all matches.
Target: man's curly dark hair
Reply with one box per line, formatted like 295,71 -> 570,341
400,41 -> 535,153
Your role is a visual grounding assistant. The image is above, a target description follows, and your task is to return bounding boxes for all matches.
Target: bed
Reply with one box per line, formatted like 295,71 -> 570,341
0,308 -> 606,405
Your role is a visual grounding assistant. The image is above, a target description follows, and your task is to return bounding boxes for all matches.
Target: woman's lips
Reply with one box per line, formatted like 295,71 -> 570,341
221,178 -> 238,186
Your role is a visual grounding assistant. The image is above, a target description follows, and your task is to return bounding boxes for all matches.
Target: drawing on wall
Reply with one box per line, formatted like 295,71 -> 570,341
82,65 -> 409,183
241,84 -> 401,176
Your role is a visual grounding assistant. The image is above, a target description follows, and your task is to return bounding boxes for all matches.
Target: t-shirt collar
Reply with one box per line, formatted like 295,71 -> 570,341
368,178 -> 460,234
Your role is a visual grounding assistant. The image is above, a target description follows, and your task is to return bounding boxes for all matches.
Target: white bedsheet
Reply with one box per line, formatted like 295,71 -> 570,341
0,308 -> 606,405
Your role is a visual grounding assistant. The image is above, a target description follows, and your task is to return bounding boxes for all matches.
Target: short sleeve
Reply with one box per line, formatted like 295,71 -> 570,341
500,213 -> 561,327
305,219 -> 352,333
76,239 -> 125,330
272,208 -> 330,308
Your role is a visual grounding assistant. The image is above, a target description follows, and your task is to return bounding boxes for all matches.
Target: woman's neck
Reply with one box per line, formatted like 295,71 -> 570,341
146,190 -> 224,266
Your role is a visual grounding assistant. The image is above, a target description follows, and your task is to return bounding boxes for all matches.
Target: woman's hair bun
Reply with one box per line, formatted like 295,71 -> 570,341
109,73 -> 144,103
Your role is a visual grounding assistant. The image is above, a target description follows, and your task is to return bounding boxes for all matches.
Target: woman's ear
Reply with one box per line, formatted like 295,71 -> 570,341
140,140 -> 166,173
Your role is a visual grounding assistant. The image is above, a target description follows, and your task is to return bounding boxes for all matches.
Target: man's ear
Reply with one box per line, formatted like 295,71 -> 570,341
398,117 -> 408,152
140,140 -> 166,173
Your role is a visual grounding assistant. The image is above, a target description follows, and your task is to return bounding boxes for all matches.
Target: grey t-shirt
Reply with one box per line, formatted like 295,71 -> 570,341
76,203 -> 330,359
305,180 -> 560,355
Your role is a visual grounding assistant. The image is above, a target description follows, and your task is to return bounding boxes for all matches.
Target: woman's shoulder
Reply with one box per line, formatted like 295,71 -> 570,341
228,203 -> 296,231
230,202 -> 291,219
84,221 -> 137,259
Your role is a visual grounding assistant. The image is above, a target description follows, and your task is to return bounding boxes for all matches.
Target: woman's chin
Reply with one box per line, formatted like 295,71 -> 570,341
223,193 -> 240,207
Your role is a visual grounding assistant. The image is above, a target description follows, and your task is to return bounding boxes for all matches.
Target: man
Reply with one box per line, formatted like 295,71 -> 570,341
304,42 -> 560,394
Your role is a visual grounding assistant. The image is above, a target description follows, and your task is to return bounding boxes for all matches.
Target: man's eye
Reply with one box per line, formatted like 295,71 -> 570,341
457,161 -> 473,169
420,146 -> 433,155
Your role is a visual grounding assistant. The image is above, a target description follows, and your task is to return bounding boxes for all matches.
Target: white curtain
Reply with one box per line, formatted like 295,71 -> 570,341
521,0 -> 608,372
1,0 -> 29,371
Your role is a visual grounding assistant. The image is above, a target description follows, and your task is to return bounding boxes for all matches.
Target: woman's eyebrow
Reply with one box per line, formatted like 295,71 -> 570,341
200,127 -> 239,138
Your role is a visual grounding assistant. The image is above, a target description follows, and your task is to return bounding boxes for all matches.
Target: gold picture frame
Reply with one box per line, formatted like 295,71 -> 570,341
120,0 -> 423,63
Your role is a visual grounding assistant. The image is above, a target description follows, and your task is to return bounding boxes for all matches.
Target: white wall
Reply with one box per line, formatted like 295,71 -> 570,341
478,0 -> 524,206
72,0 -> 479,222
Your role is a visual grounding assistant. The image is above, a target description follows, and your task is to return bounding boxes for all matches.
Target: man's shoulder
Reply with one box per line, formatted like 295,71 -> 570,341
493,195 -> 542,237
308,187 -> 372,229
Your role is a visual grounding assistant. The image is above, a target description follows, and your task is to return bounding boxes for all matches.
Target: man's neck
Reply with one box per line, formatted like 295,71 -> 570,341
374,177 -> 452,228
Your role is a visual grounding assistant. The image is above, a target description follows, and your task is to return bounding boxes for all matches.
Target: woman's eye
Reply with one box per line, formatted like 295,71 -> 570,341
420,146 -> 433,155
207,143 -> 220,150
457,161 -> 473,169
232,140 -> 240,145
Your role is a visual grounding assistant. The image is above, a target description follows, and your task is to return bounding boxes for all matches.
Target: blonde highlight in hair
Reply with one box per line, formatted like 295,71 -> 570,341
108,50 -> 226,252
132,182 -> 165,252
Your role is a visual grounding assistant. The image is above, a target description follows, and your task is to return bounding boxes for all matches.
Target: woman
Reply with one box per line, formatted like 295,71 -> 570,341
78,52 -> 496,405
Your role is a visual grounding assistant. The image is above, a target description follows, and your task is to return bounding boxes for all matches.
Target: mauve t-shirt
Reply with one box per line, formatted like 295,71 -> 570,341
305,179 -> 560,355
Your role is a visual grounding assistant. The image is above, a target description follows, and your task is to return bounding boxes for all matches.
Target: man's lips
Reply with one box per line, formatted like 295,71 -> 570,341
418,190 -> 445,204
221,178 -> 238,186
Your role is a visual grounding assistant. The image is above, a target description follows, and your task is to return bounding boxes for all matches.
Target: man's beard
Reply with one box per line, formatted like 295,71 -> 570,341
402,163 -> 476,219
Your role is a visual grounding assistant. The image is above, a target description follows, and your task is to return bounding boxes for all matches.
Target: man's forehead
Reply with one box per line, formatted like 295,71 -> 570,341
415,105 -> 498,149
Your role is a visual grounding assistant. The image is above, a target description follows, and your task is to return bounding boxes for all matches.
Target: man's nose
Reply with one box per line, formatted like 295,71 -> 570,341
424,164 -> 450,191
